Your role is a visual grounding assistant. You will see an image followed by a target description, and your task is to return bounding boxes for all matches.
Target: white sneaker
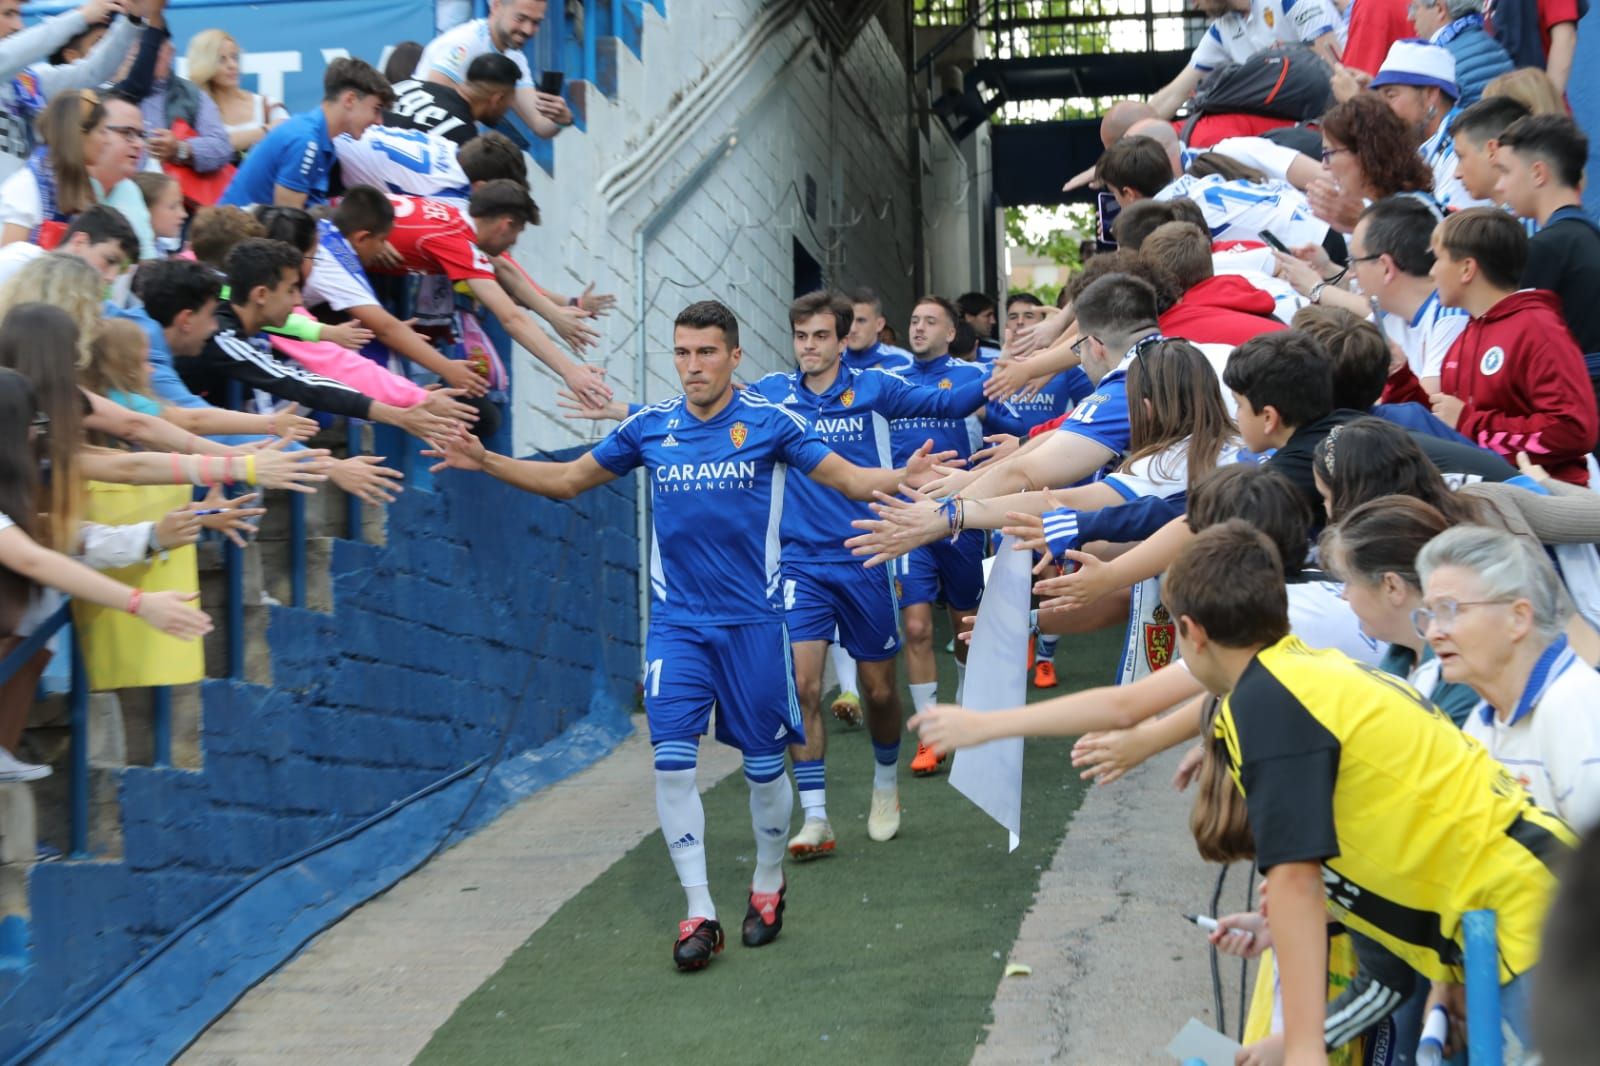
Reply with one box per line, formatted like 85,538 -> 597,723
867,787 -> 900,842
0,747 -> 51,782
786,817 -> 836,860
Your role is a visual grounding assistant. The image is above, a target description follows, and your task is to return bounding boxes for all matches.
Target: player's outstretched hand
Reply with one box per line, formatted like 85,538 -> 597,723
424,431 -> 488,474
983,358 -> 1046,403
845,493 -> 944,568
556,388 -> 629,422
970,433 -> 1019,468
903,439 -> 963,490
908,703 -> 986,756
917,465 -> 976,499
1033,548 -> 1117,610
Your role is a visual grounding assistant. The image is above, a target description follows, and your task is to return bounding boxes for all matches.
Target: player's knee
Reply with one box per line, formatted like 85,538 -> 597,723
793,670 -> 823,712
861,670 -> 897,711
901,612 -> 933,644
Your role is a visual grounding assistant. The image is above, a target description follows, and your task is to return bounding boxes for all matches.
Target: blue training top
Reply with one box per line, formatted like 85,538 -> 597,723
220,107 -> 336,207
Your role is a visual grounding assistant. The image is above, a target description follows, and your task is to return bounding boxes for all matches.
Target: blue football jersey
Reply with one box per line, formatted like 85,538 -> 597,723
842,341 -> 914,374
889,355 -> 992,465
590,390 -> 834,624
1001,367 -> 1096,433
1057,364 -> 1133,459
752,365 -> 988,561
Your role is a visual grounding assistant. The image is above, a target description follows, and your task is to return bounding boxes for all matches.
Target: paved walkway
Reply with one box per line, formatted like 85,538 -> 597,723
180,730 -> 742,1065
182,731 -> 1233,1065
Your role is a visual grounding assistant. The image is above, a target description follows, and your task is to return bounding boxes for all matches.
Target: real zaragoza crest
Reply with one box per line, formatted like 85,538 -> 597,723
1144,602 -> 1176,670
730,422 -> 749,448
938,378 -> 952,390
840,388 -> 856,407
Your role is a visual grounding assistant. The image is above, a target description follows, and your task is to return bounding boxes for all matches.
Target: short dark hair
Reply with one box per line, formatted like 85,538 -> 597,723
1436,207 -> 1528,290
789,290 -> 852,337
1095,136 -> 1171,199
675,300 -> 740,348
136,257 -> 223,328
1448,95 -> 1531,146
332,185 -> 395,238
468,178 -> 540,226
1140,221 -> 1213,291
1498,113 -> 1589,189
382,41 -> 423,84
252,205 -> 316,255
1222,331 -> 1334,429
61,205 -> 138,265
847,286 -> 884,315
1186,464 -> 1311,577
1073,273 -> 1160,338
466,53 -> 521,89
950,319 -> 979,359
188,205 -> 265,268
1006,292 -> 1044,310
225,238 -> 302,307
1292,305 -> 1390,411
914,294 -> 960,327
1112,199 -> 1179,251
1357,195 -> 1439,277
458,131 -> 527,186
1164,519 -> 1291,648
956,292 -> 995,316
323,56 -> 393,107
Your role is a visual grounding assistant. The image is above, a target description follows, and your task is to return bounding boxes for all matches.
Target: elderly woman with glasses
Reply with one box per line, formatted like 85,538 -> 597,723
1416,524 -> 1600,830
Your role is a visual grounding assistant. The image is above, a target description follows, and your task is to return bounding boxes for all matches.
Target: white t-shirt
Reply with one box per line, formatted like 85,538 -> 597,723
1422,111 -> 1493,214
1188,0 -> 1340,72
1464,661 -> 1600,830
0,168 -> 43,231
1157,173 -> 1329,250
333,128 -> 471,204
0,241 -> 43,288
1285,578 -> 1385,665
418,18 -> 533,87
1381,289 -> 1469,380
304,241 -> 379,313
1106,439 -> 1246,500
1184,136 -> 1306,184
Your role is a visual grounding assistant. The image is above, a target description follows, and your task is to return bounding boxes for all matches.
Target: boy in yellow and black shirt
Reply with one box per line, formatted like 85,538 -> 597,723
1167,520 -> 1574,1064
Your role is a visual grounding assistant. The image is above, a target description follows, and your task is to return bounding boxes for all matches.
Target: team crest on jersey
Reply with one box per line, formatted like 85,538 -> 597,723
1480,346 -> 1506,376
938,378 -> 953,390
895,577 -> 905,600
840,388 -> 856,407
730,422 -> 749,448
1144,603 -> 1176,671
1263,8 -> 1275,27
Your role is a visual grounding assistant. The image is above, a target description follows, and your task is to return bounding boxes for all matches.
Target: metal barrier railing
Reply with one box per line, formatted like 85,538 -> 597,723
0,604 -> 88,857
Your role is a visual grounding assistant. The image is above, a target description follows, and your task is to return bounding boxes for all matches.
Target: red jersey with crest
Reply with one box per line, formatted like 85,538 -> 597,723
1438,289 -> 1598,486
374,195 -> 497,281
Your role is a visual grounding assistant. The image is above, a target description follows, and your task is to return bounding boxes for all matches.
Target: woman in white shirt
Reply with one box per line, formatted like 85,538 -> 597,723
186,30 -> 288,158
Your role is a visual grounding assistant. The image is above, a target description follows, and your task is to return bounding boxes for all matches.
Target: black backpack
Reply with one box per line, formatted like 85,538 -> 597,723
1179,46 -> 1336,143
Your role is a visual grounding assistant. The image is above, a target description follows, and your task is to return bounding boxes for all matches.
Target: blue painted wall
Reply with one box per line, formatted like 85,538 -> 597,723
0,446 -> 640,1063
1569,6 -> 1600,215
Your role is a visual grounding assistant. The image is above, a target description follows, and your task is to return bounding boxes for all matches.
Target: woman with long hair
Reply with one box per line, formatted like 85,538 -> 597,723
0,366 -> 213,781
186,30 -> 288,158
0,91 -> 112,247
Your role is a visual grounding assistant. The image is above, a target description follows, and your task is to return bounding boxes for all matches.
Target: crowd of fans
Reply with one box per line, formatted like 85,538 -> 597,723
858,3 -> 1600,1062
3,0 -> 1600,1057
0,0 -> 614,790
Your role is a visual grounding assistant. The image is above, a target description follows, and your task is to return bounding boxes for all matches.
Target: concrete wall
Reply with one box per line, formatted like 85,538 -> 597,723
507,0 -> 918,455
0,452 -> 640,1063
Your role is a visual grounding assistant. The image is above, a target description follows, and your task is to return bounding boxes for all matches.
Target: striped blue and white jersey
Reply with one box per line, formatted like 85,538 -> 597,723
333,126 -> 471,205
1157,173 -> 1329,249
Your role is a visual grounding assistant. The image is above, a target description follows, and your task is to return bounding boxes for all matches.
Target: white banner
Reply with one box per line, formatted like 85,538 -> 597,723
950,536 -> 1031,851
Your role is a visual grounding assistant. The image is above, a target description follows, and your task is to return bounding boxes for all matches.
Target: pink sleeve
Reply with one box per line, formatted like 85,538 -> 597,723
267,332 -> 430,407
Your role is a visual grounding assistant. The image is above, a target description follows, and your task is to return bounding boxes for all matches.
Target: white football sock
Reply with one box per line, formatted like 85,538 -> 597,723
655,767 -> 714,920
955,660 -> 967,704
747,773 -> 792,893
909,681 -> 937,715
830,642 -> 858,697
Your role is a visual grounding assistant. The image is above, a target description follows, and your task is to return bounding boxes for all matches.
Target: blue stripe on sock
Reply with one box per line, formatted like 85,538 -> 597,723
653,739 -> 699,772
871,741 -> 900,766
792,759 -> 826,790
743,751 -> 787,783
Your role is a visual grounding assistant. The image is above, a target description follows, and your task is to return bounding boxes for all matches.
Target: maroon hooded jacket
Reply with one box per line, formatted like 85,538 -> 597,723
1438,289 -> 1599,485
1158,275 -> 1286,348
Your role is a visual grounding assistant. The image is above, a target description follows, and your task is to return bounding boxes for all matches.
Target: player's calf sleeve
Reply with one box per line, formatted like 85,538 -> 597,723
830,643 -> 858,696
744,752 -> 791,893
654,741 -> 714,919
1035,634 -> 1059,663
871,739 -> 899,790
909,681 -> 937,714
955,661 -> 967,704
793,758 -> 826,821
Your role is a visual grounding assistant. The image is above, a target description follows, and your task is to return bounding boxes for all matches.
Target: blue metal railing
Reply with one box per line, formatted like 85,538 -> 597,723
0,604 -> 88,856
1462,909 -> 1503,1063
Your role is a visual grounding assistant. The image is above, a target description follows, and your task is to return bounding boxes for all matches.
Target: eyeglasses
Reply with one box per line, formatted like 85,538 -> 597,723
1410,598 -> 1514,639
106,125 -> 148,142
1320,146 -> 1353,164
1070,335 -> 1098,359
29,411 -> 49,431
1348,254 -> 1383,266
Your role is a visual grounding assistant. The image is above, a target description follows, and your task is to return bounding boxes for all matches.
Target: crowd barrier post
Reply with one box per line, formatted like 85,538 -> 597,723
1462,909 -> 1502,1064
346,420 -> 364,541
290,491 -> 307,609
68,620 -> 88,858
151,686 -> 171,768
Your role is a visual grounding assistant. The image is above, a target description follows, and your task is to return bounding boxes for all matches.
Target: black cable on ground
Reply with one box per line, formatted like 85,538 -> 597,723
1209,862 -> 1229,1037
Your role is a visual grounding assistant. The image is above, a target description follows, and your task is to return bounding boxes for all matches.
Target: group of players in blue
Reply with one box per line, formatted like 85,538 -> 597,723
427,288 -> 1104,970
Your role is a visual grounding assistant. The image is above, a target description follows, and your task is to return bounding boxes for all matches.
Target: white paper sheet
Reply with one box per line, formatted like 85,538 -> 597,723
1165,1017 -> 1242,1065
949,535 -> 1031,851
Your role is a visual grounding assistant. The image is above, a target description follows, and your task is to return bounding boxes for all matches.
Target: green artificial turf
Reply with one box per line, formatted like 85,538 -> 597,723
416,623 -> 1125,1065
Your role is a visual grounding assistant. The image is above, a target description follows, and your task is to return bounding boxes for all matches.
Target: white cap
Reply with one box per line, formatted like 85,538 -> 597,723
1370,39 -> 1460,99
